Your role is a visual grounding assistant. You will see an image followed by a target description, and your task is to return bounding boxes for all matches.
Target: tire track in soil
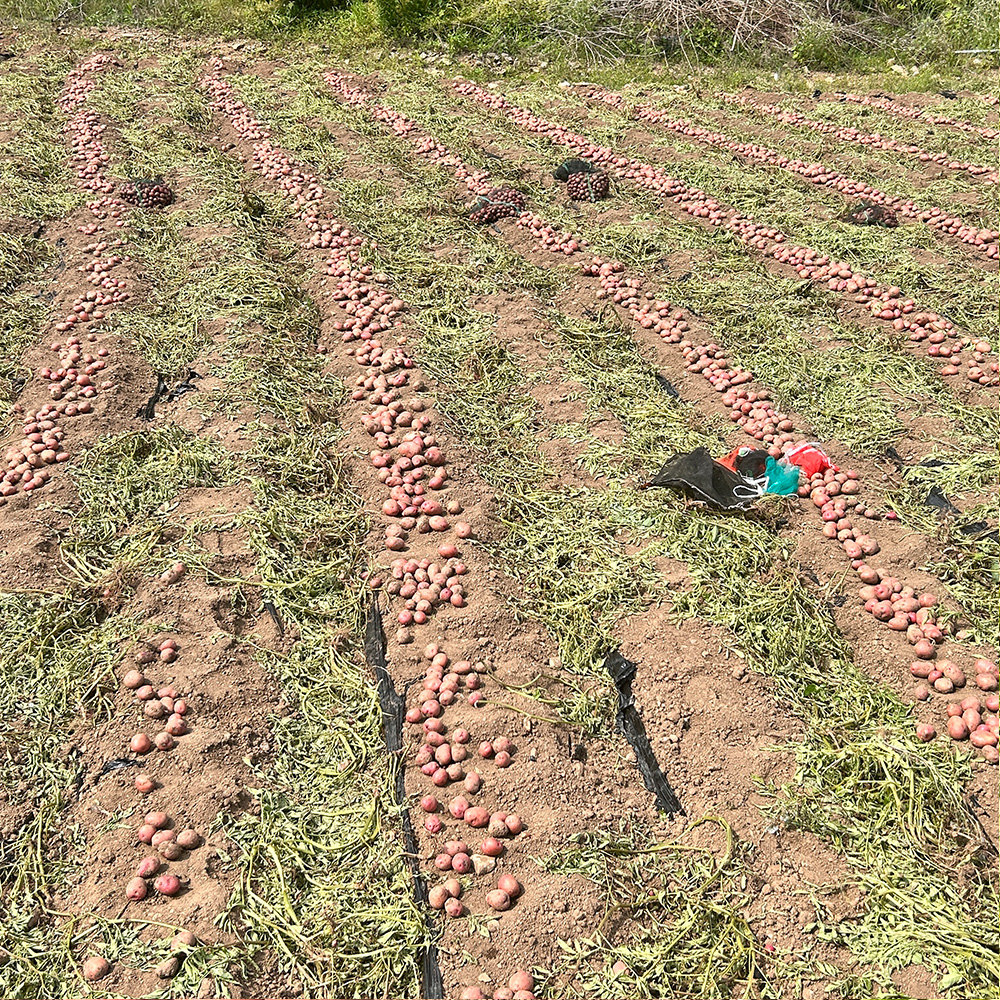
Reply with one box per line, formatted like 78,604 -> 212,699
315,70 -> 997,758
0,51 -> 292,999
202,58 -> 702,1000
450,79 -> 1000,391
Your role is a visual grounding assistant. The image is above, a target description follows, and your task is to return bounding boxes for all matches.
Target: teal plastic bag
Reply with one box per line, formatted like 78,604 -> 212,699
764,457 -> 801,495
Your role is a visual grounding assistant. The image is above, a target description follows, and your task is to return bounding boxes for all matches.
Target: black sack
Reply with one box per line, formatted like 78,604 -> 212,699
644,446 -> 766,510
553,158 -> 595,181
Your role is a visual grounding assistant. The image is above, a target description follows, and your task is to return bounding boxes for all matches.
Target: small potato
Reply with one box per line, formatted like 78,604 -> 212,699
428,885 -> 449,909
504,814 -> 524,835
82,957 -> 111,982
136,856 -> 160,878
509,971 -> 534,993
153,732 -> 175,751
126,876 -> 148,901
154,874 -> 181,896
158,841 -> 185,861
486,888 -> 511,911
170,931 -> 197,953
940,662 -> 966,688
480,837 -> 504,857
134,773 -> 155,793
915,723 -> 936,742
976,674 -> 998,692
497,874 -> 521,898
175,828 -> 201,850
946,717 -> 970,740
156,957 -> 181,979
122,669 -> 145,689
444,896 -> 465,917
164,714 -> 188,736
130,733 -> 152,754
145,811 -> 169,829
464,806 -> 490,828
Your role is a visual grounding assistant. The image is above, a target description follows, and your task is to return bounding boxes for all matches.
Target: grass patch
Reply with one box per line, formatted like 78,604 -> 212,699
230,70 -> 1000,996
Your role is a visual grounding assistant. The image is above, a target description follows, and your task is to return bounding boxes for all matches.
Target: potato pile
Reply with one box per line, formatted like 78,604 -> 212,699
123,640 -> 192,754
201,69 -> 479,641
128,811 -> 202,896
843,201 -> 899,227
721,386 -> 794,451
454,79 -> 998,386
720,92 -> 1000,184
408,645 -> 530,933
567,170 -> 609,201
915,660 -> 999,763
119,177 -> 174,208
469,188 -> 526,225
516,212 -> 587,254
4,334 -> 114,503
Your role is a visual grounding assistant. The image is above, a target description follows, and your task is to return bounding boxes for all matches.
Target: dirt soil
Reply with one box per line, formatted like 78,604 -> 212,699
0,36 -> 996,1000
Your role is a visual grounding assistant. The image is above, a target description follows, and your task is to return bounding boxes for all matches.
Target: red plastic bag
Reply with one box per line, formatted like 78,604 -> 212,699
783,442 -> 834,477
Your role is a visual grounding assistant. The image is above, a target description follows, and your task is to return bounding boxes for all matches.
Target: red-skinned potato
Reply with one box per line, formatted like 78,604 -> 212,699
154,874 -> 182,896
126,876 -> 148,901
464,806 -> 490,828
136,856 -> 160,878
82,957 -> 111,982
486,888 -> 511,910
509,971 -> 534,993
946,717 -> 970,740
497,874 -> 521,898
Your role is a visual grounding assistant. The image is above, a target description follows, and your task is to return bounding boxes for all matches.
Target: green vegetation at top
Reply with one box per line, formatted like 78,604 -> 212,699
3,0 -> 998,73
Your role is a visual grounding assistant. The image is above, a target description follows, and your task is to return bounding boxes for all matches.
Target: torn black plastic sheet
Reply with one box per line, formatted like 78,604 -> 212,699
364,598 -> 444,1000
654,372 -> 680,398
605,649 -> 684,816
